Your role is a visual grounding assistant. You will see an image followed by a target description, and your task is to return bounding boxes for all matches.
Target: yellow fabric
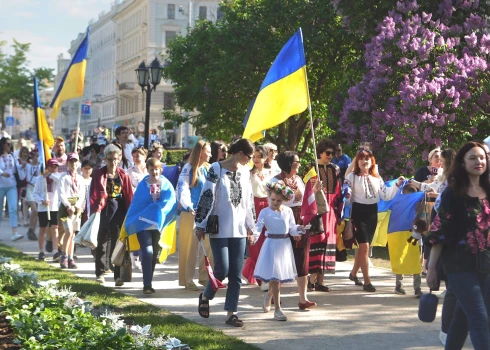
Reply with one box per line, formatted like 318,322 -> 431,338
387,231 -> 422,275
50,60 -> 86,120
37,107 -> 54,161
303,167 -> 317,184
159,220 -> 177,263
336,220 -> 346,251
372,211 -> 390,247
243,66 -> 308,142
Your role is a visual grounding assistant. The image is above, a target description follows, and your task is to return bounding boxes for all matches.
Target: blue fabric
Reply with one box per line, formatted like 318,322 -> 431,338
0,186 -> 18,228
387,190 -> 425,233
446,272 -> 490,350
162,165 -> 181,189
204,237 -> 246,312
189,167 -> 207,211
137,230 -> 161,287
124,175 -> 177,235
332,154 -> 351,169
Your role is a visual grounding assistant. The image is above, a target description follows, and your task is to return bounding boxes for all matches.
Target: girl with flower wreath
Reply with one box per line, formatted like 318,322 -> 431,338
253,182 -> 307,321
426,142 -> 490,349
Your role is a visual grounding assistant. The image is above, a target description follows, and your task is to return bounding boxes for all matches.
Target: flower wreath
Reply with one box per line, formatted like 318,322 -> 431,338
266,182 -> 294,202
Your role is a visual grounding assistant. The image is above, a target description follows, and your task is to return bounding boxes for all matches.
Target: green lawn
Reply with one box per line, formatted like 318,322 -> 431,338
0,244 -> 259,350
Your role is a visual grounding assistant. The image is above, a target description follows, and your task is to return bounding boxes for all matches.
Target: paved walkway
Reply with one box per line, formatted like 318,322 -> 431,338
0,220 -> 471,349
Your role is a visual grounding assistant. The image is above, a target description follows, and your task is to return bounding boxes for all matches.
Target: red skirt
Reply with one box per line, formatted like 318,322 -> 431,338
290,206 -> 310,277
242,197 -> 269,284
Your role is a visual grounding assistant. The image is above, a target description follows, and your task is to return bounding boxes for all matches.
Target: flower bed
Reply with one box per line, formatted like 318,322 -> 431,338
0,257 -> 189,349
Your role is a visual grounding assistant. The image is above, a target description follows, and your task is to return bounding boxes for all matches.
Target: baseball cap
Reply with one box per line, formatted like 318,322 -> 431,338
67,152 -> 79,162
46,158 -> 59,167
55,136 -> 64,143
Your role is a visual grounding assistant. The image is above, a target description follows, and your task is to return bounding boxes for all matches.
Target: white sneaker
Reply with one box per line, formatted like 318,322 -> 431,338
260,282 -> 269,291
262,293 -> 272,313
439,330 -> 447,346
11,233 -> 24,241
274,309 -> 287,321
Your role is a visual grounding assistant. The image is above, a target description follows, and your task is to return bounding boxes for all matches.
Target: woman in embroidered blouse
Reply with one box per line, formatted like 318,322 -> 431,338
16,146 -> 30,226
0,137 -> 22,241
128,146 -> 148,190
271,151 -> 321,310
19,149 -> 41,240
124,157 -> 177,294
195,139 -> 256,327
343,150 -> 404,292
242,145 -> 274,285
177,140 -> 213,290
426,142 -> 490,349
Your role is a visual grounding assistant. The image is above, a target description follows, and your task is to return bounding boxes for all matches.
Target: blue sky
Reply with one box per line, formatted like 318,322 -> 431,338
0,0 -> 113,72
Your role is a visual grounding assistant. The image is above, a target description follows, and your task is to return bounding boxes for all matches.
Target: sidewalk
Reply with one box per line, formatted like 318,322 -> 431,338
0,221 -> 470,350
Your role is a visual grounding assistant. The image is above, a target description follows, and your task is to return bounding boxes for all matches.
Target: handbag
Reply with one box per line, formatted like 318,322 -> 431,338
120,249 -> 133,282
342,174 -> 357,249
205,163 -> 222,234
111,238 -> 127,266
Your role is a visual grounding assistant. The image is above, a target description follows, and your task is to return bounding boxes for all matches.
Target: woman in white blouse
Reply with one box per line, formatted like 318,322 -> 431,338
195,139 -> 256,327
343,149 -> 404,292
177,140 -> 213,290
127,147 -> 148,190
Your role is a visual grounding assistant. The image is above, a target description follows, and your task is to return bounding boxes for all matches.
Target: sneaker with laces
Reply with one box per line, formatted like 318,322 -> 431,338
11,233 -> 24,241
274,309 -> 288,321
395,285 -> 406,295
52,252 -> 61,262
27,229 -> 37,241
38,252 -> 45,261
68,259 -> 77,269
60,255 -> 68,269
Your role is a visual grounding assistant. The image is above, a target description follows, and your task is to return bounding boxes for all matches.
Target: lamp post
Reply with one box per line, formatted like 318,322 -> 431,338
135,57 -> 164,149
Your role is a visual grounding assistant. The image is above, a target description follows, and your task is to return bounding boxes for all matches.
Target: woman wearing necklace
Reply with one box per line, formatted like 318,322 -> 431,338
307,139 -> 342,292
343,150 -> 404,292
271,151 -> 321,310
242,145 -> 274,285
0,137 -> 23,241
90,144 -> 133,285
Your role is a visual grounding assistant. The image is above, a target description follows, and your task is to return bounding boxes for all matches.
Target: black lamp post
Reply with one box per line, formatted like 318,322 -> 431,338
135,57 -> 164,149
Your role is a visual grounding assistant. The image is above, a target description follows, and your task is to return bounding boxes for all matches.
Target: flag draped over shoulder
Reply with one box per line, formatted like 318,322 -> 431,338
242,28 -> 308,142
50,27 -> 89,120
33,77 -> 54,171
301,180 -> 317,226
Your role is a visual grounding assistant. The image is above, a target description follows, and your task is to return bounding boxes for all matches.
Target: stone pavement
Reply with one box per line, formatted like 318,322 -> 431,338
0,220 -> 471,350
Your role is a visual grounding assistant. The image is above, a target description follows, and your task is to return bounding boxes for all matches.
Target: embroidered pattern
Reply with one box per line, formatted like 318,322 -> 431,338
267,234 -> 290,239
226,171 -> 242,208
195,189 -> 213,223
207,166 -> 219,184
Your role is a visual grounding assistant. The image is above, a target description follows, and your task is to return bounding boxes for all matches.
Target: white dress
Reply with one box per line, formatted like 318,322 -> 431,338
253,206 -> 304,283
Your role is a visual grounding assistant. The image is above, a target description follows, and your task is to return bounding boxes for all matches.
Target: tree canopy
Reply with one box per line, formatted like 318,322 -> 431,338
0,39 -> 54,128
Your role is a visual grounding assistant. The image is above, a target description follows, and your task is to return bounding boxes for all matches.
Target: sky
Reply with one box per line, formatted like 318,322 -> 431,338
0,0 -> 114,72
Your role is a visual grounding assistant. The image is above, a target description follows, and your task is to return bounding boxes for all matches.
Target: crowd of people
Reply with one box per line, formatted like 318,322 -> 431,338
1,129 -> 490,348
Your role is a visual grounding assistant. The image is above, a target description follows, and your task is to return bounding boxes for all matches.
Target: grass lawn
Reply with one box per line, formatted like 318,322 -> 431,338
0,244 -> 259,350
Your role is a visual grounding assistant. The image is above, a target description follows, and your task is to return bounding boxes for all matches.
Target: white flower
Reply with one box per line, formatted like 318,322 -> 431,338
130,324 -> 151,336
22,305 -> 29,310
166,337 -> 183,349
39,279 -> 59,287
28,336 -> 36,342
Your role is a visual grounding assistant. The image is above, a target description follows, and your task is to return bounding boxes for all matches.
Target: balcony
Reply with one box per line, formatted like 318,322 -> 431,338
118,82 -> 137,97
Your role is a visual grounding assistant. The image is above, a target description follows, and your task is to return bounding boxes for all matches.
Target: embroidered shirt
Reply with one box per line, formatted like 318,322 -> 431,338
250,167 -> 274,198
343,172 -> 399,205
254,206 -> 303,240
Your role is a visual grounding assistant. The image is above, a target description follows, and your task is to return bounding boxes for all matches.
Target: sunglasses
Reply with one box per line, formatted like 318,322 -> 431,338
358,148 -> 372,153
324,151 -> 333,156
244,153 -> 253,160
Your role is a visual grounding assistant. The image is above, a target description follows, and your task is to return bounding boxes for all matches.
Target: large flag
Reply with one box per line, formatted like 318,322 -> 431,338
242,29 -> 308,142
50,27 -> 89,119
301,180 -> 317,226
33,77 -> 54,171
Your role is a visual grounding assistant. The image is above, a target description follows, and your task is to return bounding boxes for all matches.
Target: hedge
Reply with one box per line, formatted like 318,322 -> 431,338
164,149 -> 189,165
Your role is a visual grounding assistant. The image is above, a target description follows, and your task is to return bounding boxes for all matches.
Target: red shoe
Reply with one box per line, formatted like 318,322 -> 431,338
298,300 -> 317,310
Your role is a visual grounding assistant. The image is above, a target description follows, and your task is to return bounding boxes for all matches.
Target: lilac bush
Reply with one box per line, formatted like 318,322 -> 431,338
339,0 -> 490,174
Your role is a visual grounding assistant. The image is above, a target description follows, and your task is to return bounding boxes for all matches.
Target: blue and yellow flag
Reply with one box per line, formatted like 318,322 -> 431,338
50,27 -> 89,119
242,29 -> 308,142
33,77 -> 54,171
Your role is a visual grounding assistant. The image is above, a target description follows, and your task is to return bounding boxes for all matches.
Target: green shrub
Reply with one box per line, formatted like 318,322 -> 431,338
165,150 -> 189,165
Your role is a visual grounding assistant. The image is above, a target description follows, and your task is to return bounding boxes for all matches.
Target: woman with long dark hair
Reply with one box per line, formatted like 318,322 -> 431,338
209,141 -> 227,164
426,142 -> 490,349
343,150 -> 404,292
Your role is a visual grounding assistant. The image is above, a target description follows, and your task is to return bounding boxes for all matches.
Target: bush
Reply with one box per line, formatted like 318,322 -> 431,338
165,150 -> 189,165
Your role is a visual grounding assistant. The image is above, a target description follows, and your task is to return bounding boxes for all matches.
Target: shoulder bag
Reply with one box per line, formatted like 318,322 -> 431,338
205,163 -> 222,234
342,174 -> 357,249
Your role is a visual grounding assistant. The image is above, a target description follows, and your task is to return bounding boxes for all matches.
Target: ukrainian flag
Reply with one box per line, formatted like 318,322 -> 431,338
33,77 -> 54,170
50,27 -> 89,120
242,29 -> 308,142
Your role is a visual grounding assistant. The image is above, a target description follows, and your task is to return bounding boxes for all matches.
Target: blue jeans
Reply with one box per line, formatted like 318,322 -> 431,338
441,282 -> 458,334
0,186 -> 18,228
136,230 -> 161,287
446,272 -> 490,350
204,237 -> 246,312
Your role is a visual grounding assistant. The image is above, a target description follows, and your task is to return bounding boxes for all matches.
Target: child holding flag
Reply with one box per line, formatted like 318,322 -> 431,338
254,182 -> 307,321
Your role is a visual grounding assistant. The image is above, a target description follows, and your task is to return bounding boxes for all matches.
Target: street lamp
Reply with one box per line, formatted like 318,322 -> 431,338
135,57 -> 164,149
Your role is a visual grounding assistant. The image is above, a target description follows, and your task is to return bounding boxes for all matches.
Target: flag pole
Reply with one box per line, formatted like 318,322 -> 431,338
74,96 -> 83,152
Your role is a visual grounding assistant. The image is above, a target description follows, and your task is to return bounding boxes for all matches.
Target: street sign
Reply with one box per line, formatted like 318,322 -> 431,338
5,116 -> 14,127
81,103 -> 91,115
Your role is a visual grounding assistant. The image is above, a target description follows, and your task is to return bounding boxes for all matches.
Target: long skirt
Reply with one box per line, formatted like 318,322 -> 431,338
291,206 -> 310,277
242,197 -> 269,284
309,193 -> 337,274
254,234 -> 297,283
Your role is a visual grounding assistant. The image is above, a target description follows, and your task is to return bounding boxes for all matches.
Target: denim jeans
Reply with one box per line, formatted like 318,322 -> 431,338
441,282 -> 458,334
204,237 -> 246,312
0,186 -> 18,228
446,272 -> 490,350
136,230 -> 161,288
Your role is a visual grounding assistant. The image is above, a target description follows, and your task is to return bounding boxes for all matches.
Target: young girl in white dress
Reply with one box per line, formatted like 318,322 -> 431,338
253,182 -> 306,321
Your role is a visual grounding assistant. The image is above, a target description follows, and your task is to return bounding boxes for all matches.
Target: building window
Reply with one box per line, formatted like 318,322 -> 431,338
217,6 -> 224,21
199,6 -> 207,20
165,31 -> 177,47
168,4 -> 175,19
164,92 -> 175,109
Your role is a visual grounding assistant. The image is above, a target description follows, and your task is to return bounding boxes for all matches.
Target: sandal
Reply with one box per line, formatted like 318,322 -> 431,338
198,293 -> 210,318
349,273 -> 363,286
225,314 -> 244,327
307,276 -> 315,292
315,283 -> 331,292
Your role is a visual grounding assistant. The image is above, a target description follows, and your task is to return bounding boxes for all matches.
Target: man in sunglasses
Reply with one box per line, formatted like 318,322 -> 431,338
332,144 -> 351,183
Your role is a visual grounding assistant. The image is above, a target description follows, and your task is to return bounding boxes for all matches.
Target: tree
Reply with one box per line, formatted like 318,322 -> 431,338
163,0 -> 361,154
0,39 -> 54,129
339,0 -> 490,175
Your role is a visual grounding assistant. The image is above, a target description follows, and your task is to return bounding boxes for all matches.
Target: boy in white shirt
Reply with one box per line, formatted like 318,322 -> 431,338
32,158 -> 61,261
